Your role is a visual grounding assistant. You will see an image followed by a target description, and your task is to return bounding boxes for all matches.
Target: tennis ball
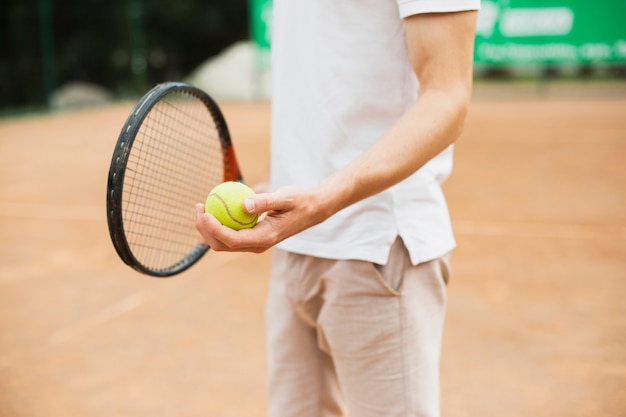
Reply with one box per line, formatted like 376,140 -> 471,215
205,181 -> 258,230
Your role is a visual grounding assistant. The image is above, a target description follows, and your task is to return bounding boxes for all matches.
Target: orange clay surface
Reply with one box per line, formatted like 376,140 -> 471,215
0,81 -> 625,417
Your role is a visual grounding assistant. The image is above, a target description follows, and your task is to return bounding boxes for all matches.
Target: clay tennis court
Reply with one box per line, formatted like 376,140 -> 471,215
1,81 -> 625,416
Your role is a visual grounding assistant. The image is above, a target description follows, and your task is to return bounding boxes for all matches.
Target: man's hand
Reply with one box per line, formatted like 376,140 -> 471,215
195,186 -> 326,253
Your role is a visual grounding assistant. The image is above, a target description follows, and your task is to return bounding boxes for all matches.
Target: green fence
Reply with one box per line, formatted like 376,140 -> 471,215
1,0 -> 249,111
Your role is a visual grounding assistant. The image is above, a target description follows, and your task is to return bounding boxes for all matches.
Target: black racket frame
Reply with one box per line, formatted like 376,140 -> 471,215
106,82 -> 240,277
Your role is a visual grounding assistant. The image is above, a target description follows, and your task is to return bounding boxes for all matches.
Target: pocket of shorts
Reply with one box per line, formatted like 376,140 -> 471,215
371,262 -> 402,296
438,253 -> 452,286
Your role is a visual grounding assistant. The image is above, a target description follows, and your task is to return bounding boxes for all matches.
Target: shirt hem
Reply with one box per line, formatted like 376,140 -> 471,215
276,238 -> 456,266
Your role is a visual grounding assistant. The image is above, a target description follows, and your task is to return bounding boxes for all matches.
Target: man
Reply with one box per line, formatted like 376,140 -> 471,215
196,1 -> 479,416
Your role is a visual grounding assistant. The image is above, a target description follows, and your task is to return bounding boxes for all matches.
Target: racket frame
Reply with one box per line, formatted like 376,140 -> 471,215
106,82 -> 241,277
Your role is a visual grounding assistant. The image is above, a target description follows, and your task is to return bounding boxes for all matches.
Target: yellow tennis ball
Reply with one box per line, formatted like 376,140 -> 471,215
205,181 -> 258,230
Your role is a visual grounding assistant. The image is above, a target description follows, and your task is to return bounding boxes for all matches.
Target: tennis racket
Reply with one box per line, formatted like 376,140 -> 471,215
106,82 -> 243,277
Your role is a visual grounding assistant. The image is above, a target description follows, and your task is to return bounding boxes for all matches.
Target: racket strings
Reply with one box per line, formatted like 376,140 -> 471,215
144,97 -> 219,258
122,91 -> 223,271
127,103 -> 212,267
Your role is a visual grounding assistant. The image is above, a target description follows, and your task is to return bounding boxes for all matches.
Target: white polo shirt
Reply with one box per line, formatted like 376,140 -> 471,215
269,0 -> 480,265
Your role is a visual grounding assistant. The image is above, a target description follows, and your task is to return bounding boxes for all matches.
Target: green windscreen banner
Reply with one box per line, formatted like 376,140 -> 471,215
249,0 -> 626,68
249,0 -> 272,71
475,0 -> 626,67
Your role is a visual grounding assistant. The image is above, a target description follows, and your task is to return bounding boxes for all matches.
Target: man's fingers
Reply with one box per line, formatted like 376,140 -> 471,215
243,189 -> 296,214
195,204 -> 273,252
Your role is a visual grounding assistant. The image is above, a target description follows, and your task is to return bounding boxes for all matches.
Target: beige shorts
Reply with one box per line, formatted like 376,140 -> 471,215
265,237 -> 451,417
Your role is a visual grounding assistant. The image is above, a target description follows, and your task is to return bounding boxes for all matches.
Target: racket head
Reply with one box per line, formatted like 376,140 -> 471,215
106,82 -> 241,277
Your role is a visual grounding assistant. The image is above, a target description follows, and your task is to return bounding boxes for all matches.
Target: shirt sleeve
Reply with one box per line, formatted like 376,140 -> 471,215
397,0 -> 481,18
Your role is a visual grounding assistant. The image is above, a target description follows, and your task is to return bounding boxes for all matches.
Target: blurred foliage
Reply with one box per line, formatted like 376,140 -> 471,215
0,0 -> 249,110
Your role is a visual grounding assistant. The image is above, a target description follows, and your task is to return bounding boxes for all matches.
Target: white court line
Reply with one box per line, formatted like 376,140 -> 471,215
1,200 -> 621,344
453,219 -> 626,240
48,252 -> 244,346
3,200 -> 623,240
49,291 -> 149,345
0,201 -> 104,221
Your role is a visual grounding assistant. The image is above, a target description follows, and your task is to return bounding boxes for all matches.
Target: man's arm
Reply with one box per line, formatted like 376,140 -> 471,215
196,10 -> 478,252
312,11 -> 478,213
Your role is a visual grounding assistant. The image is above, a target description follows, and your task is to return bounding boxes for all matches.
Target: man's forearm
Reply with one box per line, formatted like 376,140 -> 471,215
310,85 -> 470,220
